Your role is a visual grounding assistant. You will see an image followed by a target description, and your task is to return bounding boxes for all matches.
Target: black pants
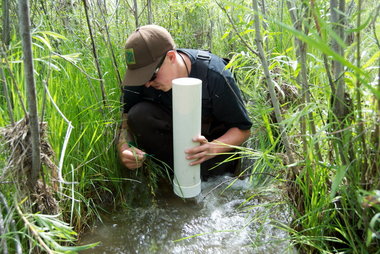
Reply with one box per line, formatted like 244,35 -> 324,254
127,101 -> 238,180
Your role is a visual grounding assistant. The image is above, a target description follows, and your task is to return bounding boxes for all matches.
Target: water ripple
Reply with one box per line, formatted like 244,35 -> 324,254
79,175 -> 295,254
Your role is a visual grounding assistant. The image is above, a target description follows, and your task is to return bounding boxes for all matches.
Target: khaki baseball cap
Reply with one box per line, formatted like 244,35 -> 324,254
122,25 -> 175,86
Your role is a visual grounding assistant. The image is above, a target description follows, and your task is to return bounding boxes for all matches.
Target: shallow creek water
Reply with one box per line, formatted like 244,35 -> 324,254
79,175 -> 296,253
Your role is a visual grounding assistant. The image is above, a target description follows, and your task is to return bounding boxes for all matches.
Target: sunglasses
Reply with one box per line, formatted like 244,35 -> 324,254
149,55 -> 166,82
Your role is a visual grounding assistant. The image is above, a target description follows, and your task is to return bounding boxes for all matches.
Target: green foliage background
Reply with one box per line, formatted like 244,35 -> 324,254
0,0 -> 379,253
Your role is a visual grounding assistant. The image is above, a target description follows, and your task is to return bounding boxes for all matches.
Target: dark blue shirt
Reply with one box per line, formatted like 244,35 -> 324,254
122,49 -> 252,131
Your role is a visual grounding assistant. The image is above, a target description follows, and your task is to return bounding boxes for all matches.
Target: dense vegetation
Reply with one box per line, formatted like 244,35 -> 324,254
0,0 -> 379,253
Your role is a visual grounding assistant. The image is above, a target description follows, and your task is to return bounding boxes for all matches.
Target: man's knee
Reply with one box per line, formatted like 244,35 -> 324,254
127,101 -> 173,166
128,101 -> 172,133
128,101 -> 153,130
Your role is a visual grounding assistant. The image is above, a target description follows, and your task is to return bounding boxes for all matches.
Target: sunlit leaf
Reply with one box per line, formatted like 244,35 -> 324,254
362,51 -> 380,69
330,165 -> 347,199
32,35 -> 52,50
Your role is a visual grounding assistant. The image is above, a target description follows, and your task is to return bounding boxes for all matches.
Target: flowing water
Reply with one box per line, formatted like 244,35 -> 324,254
79,175 -> 296,253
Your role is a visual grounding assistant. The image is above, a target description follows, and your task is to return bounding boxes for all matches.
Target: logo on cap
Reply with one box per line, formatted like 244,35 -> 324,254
125,48 -> 136,65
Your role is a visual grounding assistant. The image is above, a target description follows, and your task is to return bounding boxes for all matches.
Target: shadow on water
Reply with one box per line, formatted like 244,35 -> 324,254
79,175 -> 296,254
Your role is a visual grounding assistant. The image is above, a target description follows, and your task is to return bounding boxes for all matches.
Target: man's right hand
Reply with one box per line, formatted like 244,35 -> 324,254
118,143 -> 146,169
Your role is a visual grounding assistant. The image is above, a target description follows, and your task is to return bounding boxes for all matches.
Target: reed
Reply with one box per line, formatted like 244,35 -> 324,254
0,0 -> 379,253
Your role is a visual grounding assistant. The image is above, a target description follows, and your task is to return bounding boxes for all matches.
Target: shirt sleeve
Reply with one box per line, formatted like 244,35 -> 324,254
208,69 -> 252,130
122,86 -> 143,113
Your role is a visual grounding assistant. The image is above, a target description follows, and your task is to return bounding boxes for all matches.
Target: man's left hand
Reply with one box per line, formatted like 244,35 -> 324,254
184,135 -> 216,166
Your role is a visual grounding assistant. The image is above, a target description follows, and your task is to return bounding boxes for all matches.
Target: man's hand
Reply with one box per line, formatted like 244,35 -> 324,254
117,113 -> 146,169
184,135 -> 217,166
184,128 -> 251,166
118,143 -> 146,169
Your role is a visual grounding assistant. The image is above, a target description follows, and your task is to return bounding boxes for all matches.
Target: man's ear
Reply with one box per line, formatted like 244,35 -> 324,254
166,50 -> 177,62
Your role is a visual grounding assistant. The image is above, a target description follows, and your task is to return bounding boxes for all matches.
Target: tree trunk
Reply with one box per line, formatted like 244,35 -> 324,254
355,0 -> 369,186
0,45 -> 28,116
147,0 -> 153,24
208,19 -> 214,52
18,0 -> 41,188
2,0 -> 11,47
82,0 -> 107,106
0,66 -> 14,126
330,0 -> 346,121
330,0 -> 350,165
133,0 -> 139,28
252,0 -> 294,165
376,55 -> 380,187
286,0 -> 308,153
97,0 -> 122,84
259,0 -> 268,50
371,5 -> 380,187
286,0 -> 322,161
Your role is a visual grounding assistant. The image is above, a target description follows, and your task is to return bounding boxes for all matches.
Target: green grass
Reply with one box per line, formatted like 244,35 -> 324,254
1,0 -> 379,253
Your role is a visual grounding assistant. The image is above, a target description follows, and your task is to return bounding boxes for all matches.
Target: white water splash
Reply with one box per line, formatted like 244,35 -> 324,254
79,175 -> 296,254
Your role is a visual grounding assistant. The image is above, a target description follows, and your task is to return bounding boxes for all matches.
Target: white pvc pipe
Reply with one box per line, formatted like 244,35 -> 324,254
172,77 -> 202,198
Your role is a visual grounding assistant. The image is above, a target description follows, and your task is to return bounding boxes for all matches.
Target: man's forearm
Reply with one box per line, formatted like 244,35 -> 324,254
117,113 -> 132,147
211,127 -> 251,154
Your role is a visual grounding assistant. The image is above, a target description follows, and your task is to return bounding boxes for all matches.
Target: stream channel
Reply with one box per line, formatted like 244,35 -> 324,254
79,175 -> 296,253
